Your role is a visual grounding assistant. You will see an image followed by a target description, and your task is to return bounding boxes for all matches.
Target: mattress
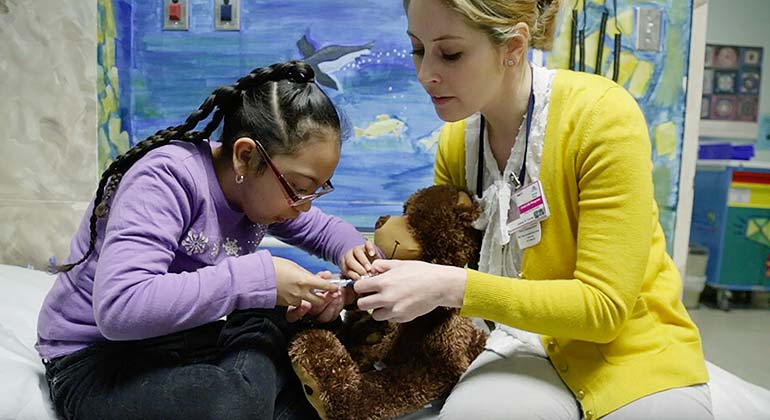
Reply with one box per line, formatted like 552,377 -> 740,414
1,264 -> 768,420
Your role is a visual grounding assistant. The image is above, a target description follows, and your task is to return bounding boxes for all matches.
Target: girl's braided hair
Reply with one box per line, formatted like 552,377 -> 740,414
56,60 -> 341,272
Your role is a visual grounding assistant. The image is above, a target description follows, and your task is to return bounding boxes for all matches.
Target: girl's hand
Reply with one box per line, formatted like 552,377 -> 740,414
339,241 -> 379,280
285,271 -> 345,323
354,259 -> 467,323
273,257 -> 338,308
306,271 -> 345,323
285,300 -> 312,323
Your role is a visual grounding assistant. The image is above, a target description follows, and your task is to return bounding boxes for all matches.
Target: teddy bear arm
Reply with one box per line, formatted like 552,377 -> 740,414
425,316 -> 487,376
384,314 -> 486,378
347,336 -> 396,371
334,312 -> 397,369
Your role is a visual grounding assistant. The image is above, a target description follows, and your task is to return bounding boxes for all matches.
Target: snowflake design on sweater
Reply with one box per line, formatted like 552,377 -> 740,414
247,224 -> 268,252
210,240 -> 220,258
181,230 -> 208,255
244,224 -> 268,253
254,224 -> 267,244
223,237 -> 242,257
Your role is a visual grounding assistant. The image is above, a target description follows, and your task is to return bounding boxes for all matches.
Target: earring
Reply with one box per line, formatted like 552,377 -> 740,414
235,174 -> 244,184
506,59 -> 515,67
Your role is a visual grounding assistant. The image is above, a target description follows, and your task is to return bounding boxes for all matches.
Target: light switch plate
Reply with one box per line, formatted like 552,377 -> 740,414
214,0 -> 240,31
163,0 -> 189,31
635,6 -> 663,52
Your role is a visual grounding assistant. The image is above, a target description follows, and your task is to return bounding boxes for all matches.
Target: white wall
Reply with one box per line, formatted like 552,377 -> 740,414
677,0 -> 709,277
0,0 -> 97,269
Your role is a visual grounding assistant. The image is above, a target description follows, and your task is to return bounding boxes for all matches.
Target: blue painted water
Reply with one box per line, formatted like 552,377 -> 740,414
127,0 -> 442,229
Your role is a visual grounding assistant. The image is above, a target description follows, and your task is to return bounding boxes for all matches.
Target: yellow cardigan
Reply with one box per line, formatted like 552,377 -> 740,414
435,70 -> 708,419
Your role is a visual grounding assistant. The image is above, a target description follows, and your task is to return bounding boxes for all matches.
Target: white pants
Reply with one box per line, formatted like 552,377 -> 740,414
437,328 -> 714,420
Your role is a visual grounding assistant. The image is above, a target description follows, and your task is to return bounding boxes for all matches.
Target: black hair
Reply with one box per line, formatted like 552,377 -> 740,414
56,60 -> 341,272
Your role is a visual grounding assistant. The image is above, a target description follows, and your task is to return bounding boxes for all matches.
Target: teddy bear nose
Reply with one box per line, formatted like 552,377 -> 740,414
375,215 -> 391,230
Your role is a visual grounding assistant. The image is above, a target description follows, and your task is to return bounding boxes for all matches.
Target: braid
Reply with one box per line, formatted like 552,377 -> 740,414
234,61 -> 315,92
55,89 -> 225,273
55,60 -> 318,273
54,130 -> 181,272
95,173 -> 124,218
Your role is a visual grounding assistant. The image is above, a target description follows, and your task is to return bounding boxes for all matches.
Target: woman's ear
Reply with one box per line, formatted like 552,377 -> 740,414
231,137 -> 256,176
504,22 -> 531,66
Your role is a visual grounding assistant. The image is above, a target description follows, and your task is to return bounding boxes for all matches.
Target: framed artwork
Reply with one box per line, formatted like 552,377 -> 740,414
701,44 -> 763,139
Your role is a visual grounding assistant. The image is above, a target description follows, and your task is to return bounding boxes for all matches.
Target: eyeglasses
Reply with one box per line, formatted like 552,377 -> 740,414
252,139 -> 334,207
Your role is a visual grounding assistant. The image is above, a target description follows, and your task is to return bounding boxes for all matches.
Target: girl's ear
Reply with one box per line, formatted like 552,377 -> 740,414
231,137 -> 256,176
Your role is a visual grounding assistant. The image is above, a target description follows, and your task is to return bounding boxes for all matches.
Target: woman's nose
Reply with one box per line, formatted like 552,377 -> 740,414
417,58 -> 440,86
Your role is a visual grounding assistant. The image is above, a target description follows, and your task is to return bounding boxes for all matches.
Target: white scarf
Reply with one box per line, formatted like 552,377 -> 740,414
465,64 -> 555,277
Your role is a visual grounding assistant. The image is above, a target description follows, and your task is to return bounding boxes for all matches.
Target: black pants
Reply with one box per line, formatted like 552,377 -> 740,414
43,308 -> 320,420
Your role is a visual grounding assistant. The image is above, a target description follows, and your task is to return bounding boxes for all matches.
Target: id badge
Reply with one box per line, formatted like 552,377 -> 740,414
506,180 -> 550,233
515,222 -> 541,249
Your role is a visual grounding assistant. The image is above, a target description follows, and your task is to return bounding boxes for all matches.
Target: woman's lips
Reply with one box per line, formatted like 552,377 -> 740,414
431,96 -> 455,106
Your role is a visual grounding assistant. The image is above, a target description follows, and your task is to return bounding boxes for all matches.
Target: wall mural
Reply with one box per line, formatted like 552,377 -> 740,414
97,0 -> 132,171
98,0 -> 693,271
547,0 -> 693,254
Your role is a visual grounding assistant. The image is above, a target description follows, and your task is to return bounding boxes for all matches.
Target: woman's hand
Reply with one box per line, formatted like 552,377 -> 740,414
273,257 -> 338,309
339,241 -> 379,279
353,259 -> 467,322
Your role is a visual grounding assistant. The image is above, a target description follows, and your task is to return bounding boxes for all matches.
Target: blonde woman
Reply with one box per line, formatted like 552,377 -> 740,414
354,1 -> 713,418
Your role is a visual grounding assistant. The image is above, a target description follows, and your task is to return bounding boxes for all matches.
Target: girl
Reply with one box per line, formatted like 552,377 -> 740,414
355,1 -> 713,419
37,60 -> 376,420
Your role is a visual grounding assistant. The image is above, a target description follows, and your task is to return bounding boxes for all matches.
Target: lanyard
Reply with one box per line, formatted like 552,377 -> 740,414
477,66 -> 535,198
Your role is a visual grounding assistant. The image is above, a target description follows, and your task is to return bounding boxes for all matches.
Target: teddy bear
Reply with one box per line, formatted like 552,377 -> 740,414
288,184 -> 488,420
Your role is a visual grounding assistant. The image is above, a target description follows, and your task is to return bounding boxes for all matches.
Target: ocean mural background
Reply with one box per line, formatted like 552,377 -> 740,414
99,0 -> 693,272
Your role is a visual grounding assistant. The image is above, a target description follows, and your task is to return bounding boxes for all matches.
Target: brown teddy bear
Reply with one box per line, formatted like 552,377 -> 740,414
288,184 -> 488,420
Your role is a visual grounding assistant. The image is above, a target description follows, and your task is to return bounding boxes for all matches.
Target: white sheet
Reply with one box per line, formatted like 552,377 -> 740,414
1,264 -> 769,420
0,264 -> 57,420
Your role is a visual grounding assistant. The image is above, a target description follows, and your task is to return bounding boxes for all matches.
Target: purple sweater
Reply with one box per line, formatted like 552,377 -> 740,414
36,141 -> 365,360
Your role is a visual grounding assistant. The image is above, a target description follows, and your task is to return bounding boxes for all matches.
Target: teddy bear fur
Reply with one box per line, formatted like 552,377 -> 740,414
288,184 -> 488,420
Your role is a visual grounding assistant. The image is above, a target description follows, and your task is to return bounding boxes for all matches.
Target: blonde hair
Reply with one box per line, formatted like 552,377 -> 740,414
404,0 -> 562,51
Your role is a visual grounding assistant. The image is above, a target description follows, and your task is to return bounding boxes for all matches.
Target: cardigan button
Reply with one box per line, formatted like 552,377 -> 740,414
585,410 -> 594,419
547,340 -> 557,352
577,390 -> 585,400
559,363 -> 569,372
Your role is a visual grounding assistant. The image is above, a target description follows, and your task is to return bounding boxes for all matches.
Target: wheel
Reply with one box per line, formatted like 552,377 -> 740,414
717,289 -> 732,311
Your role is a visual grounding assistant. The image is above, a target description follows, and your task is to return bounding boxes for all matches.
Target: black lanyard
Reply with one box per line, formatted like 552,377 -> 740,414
477,67 -> 536,199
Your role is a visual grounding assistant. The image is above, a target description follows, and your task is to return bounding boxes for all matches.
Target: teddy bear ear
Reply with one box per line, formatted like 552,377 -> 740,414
456,190 -> 473,207
375,215 -> 391,230
455,191 -> 477,216
456,194 -> 481,222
